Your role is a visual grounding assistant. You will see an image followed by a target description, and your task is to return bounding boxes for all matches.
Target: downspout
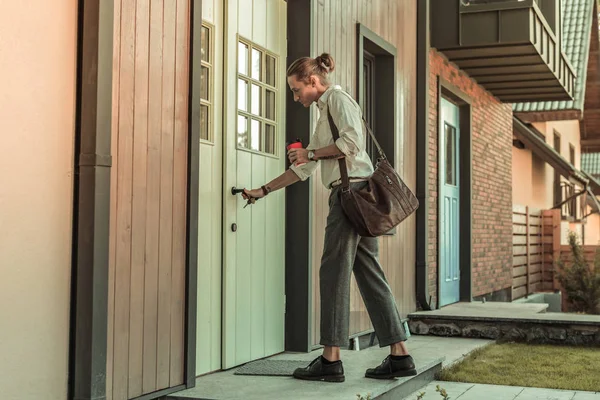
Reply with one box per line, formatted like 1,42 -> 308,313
415,0 -> 432,311
70,1 -> 114,398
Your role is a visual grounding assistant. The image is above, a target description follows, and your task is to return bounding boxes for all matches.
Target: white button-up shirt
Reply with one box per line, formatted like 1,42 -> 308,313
290,85 -> 374,189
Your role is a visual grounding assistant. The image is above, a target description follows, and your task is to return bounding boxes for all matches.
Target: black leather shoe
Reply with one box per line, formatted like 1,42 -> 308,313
293,356 -> 345,382
365,355 -> 417,379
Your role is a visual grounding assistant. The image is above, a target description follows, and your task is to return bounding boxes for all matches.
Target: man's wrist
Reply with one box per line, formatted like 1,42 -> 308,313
261,185 -> 271,196
308,150 -> 316,161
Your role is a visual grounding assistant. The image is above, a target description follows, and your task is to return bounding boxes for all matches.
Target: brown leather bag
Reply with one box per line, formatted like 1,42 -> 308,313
327,110 -> 419,237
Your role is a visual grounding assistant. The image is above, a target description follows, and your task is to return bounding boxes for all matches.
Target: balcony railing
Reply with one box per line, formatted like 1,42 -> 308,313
431,0 -> 576,102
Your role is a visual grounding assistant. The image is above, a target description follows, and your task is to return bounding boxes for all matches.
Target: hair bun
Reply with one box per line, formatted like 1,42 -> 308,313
315,53 -> 335,74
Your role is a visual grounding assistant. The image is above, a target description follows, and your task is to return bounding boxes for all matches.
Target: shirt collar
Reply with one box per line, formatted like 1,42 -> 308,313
317,85 -> 341,111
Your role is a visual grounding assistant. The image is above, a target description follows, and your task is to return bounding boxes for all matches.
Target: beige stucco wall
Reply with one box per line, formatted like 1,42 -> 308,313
512,120 -> 598,244
513,120 -> 581,209
512,146 -> 533,206
585,214 -> 600,245
0,1 -> 77,399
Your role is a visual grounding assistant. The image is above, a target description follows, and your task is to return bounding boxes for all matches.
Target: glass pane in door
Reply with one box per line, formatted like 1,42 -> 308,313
444,122 -> 457,186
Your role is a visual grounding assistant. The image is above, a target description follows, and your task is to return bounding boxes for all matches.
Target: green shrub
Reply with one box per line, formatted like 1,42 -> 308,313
554,231 -> 600,314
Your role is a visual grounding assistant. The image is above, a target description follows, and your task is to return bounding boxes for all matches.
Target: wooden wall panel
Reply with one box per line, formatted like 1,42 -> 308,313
142,0 -> 163,392
310,0 -> 418,346
113,0 -> 135,396
170,0 -> 189,384
156,1 -> 176,389
129,0 -> 150,396
107,0 -> 122,395
107,1 -> 189,398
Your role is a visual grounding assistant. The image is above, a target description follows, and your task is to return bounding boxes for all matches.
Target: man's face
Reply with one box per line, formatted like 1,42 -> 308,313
287,75 -> 318,108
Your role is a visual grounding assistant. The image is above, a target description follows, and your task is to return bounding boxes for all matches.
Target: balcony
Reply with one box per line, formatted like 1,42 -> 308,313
431,0 -> 576,102
557,181 -> 582,221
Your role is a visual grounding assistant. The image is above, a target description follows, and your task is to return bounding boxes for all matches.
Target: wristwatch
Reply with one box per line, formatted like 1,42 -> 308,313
307,150 -> 315,161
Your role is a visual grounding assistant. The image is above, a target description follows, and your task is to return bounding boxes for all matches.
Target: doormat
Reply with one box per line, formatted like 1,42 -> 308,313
234,360 -> 308,376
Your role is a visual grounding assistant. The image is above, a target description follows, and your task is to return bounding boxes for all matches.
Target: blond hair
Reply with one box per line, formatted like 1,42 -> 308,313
286,53 -> 335,86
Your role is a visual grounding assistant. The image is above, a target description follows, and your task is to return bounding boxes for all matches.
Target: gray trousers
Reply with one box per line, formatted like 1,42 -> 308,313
319,182 -> 408,347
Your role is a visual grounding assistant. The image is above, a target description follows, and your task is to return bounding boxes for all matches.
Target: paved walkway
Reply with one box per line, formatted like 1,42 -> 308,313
404,381 -> 600,400
169,336 -> 492,400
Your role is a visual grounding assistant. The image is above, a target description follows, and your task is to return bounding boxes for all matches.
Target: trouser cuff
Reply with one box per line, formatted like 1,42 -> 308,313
377,334 -> 407,347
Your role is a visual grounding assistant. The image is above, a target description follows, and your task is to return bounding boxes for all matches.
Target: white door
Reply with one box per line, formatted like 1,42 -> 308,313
222,0 -> 287,369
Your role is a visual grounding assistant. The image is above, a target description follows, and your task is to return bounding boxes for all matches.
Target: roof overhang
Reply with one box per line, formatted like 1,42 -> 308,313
431,0 -> 575,103
513,116 -> 588,187
514,109 -> 582,123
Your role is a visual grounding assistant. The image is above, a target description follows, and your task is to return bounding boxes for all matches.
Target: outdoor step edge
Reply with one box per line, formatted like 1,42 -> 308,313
406,314 -> 600,326
373,358 -> 444,400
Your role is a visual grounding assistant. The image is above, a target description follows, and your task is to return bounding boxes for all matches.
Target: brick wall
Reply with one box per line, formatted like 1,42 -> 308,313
428,49 -> 514,307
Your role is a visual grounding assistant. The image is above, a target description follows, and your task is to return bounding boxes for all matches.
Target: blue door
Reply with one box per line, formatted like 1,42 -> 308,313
439,98 -> 460,306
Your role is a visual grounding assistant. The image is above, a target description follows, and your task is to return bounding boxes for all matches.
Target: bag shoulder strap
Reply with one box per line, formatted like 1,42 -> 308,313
326,93 -> 388,190
326,109 -> 350,190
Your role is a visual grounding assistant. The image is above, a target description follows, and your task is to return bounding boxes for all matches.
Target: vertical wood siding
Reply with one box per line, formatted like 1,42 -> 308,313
310,0 -> 417,346
107,1 -> 189,398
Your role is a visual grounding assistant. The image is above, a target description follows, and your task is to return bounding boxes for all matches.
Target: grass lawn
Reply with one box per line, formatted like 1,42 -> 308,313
438,343 -> 600,392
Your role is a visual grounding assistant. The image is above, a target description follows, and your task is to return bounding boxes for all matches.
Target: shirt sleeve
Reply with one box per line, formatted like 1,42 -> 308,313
290,160 -> 319,181
328,91 -> 364,157
289,132 -> 319,181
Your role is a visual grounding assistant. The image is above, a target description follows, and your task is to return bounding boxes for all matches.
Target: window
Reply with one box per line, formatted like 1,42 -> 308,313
358,25 -> 397,167
200,23 -> 213,142
553,131 -> 560,152
444,123 -> 457,186
237,38 -> 278,155
553,131 -> 561,206
569,144 -> 575,166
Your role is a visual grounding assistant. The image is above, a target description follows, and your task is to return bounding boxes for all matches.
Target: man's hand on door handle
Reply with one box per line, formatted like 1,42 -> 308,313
242,188 -> 266,201
240,188 -> 266,208
237,169 -> 301,208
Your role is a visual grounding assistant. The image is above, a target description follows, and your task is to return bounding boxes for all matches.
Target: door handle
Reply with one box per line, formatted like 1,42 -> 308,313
232,186 -> 257,209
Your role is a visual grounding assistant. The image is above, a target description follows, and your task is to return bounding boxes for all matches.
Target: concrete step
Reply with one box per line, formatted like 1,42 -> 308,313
407,302 -> 600,345
165,358 -> 443,400
164,344 -> 447,400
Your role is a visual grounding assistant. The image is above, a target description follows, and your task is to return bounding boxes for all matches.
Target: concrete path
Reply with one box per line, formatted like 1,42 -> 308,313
404,381 -> 600,400
169,336 -> 492,400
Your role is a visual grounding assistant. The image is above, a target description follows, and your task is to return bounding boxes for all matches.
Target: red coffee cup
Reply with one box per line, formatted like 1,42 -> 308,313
286,139 -> 306,166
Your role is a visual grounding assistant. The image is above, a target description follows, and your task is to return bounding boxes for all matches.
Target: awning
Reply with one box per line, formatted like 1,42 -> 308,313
513,116 -> 589,187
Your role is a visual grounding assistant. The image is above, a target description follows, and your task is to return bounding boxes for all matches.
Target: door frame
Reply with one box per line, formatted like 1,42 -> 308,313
436,78 -> 473,307
69,1 -> 201,398
283,0 -> 313,353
